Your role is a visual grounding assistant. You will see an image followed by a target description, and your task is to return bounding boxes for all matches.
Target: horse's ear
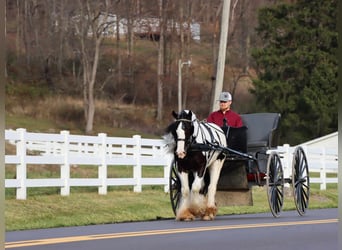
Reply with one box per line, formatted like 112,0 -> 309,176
172,110 -> 178,119
188,110 -> 196,121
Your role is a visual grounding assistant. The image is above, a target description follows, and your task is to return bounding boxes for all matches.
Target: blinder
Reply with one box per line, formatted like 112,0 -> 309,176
175,118 -> 195,155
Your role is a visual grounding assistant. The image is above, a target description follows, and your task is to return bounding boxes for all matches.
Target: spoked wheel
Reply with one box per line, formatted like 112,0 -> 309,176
169,159 -> 181,216
292,146 -> 310,216
266,152 -> 284,217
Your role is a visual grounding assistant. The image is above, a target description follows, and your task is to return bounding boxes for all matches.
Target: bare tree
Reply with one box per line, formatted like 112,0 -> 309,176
56,0 -> 66,76
115,1 -> 122,88
124,0 -> 136,102
74,0 -> 111,134
181,0 -> 193,109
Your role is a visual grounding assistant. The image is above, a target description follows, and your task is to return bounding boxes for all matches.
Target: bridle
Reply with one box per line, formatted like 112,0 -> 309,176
175,118 -> 196,154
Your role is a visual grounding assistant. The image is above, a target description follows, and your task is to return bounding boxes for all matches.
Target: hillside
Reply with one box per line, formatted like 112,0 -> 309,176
6,0 -> 337,144
5,36 -> 256,137
5,0 -> 262,136
5,95 -> 159,137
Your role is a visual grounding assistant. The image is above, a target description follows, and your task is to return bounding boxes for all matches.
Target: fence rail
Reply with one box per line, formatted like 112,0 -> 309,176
5,128 -> 338,200
5,128 -> 173,200
273,144 -> 338,190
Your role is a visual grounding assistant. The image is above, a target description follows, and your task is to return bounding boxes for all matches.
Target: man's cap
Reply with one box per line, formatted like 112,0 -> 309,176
218,92 -> 232,102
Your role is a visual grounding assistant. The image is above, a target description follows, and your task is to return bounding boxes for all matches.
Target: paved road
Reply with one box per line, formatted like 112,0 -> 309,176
6,208 -> 338,250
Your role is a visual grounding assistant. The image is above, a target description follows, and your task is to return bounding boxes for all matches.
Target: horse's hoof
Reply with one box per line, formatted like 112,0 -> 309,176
183,217 -> 194,221
176,211 -> 195,221
206,207 -> 217,216
177,216 -> 194,221
202,215 -> 211,221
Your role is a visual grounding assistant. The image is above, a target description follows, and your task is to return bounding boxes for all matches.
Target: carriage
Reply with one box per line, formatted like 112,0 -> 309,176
166,111 -> 310,220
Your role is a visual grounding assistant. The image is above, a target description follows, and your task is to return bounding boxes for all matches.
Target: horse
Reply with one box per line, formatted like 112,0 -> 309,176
164,110 -> 227,221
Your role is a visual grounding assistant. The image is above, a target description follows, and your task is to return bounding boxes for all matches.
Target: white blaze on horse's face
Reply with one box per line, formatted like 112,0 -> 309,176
176,122 -> 187,159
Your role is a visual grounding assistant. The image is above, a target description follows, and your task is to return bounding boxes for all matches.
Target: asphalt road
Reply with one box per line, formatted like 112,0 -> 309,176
5,208 -> 338,250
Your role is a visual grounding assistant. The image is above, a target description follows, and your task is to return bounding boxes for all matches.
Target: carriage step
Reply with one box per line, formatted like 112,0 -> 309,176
216,190 -> 253,206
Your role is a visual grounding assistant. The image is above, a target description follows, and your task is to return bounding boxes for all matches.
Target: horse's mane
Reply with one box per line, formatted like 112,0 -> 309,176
163,132 -> 176,154
165,121 -> 177,135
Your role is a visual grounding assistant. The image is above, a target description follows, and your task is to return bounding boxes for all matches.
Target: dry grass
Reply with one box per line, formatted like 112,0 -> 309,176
6,94 -> 165,137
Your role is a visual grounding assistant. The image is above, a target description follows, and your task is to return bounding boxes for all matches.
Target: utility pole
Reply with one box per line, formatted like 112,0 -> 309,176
211,0 -> 231,112
178,59 -> 191,112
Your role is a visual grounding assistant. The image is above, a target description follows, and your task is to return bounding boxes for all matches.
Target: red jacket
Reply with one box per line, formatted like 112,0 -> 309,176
207,110 -> 243,127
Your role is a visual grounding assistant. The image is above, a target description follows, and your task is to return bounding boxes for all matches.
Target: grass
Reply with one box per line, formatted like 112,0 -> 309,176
4,155 -> 338,231
5,184 -> 338,231
5,165 -> 164,180
5,189 -> 173,231
5,95 -> 164,137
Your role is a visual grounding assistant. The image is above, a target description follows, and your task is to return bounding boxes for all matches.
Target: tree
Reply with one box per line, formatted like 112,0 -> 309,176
251,0 -> 337,144
74,0 -> 111,134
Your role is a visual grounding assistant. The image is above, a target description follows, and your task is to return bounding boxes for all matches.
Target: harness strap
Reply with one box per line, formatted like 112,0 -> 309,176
200,122 -> 218,145
176,118 -> 196,152
192,121 -> 225,166
176,118 -> 192,123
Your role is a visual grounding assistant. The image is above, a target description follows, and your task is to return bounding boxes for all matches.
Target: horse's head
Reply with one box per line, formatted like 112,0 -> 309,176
168,110 -> 197,159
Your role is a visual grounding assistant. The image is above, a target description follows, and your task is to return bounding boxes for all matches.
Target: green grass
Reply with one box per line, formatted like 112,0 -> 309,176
5,149 -> 338,231
5,189 -> 173,231
5,184 -> 338,231
6,113 -> 159,138
6,114 -> 59,133
5,165 -> 164,181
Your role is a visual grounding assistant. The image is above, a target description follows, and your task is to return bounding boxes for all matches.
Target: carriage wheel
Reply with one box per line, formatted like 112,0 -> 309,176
169,159 -> 181,216
292,146 -> 310,216
266,152 -> 284,217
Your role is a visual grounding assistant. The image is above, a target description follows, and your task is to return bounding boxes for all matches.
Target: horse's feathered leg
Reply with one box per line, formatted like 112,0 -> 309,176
189,173 -> 206,217
202,159 -> 225,220
176,172 -> 195,221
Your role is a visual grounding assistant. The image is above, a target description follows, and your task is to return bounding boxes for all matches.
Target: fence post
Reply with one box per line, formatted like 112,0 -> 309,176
320,147 -> 327,190
133,135 -> 142,192
282,144 -> 291,180
98,133 -> 107,195
16,128 -> 27,200
60,130 -> 70,196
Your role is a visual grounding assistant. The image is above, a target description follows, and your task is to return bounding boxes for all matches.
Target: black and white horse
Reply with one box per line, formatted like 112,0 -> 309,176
164,110 -> 227,221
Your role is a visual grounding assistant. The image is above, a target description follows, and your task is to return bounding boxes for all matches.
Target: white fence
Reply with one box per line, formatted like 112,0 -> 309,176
5,128 -> 173,200
274,144 -> 338,190
5,129 -> 338,200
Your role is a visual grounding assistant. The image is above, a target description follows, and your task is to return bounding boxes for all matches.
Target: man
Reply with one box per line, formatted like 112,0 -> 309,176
207,91 -> 243,127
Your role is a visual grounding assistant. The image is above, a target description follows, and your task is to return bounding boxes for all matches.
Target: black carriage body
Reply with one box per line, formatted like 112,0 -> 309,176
186,113 -> 282,187
241,113 -> 281,173
219,112 -> 281,176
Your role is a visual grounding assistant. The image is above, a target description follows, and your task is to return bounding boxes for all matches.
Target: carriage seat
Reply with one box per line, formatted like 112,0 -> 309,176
221,126 -> 248,153
240,113 -> 281,151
